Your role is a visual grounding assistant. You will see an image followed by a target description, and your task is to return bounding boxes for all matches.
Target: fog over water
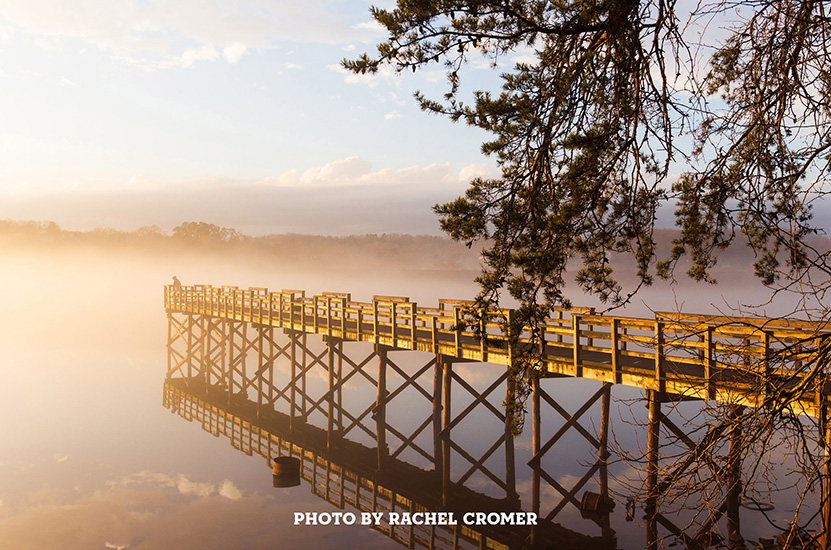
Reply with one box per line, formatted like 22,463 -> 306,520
0,231 -> 821,549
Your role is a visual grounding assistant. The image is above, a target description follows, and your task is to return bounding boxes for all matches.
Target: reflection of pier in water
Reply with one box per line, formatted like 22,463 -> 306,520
165,284 -> 831,549
163,379 -> 610,549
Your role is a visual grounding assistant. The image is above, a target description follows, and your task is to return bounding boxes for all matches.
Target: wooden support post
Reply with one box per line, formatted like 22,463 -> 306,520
727,405 -> 745,550
257,324 -> 264,419
267,325 -> 274,408
599,383 -> 613,540
301,333 -> 307,421
201,316 -> 209,395
376,344 -> 388,469
532,376 -> 541,517
289,329 -> 297,433
186,314 -> 194,381
646,389 -> 661,550
599,383 -> 611,497
327,337 -> 336,450
337,339 -> 343,432
226,322 -> 234,406
504,365 -> 517,502
433,355 -> 444,473
219,319 -> 227,396
241,322 -> 248,400
442,358 -> 452,506
166,313 -> 173,381
822,372 -> 831,550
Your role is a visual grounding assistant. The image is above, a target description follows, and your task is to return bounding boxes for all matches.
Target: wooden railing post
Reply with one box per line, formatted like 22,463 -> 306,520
431,315 -> 438,355
611,318 -> 621,384
763,329 -> 772,401
391,301 -> 398,348
480,309 -> 488,362
705,325 -> 715,400
453,306 -> 462,358
373,300 -> 379,343
411,303 -> 418,349
573,314 -> 582,377
654,321 -> 665,393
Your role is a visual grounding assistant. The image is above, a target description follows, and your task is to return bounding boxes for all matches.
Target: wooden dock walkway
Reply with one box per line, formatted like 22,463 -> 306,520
165,284 -> 830,417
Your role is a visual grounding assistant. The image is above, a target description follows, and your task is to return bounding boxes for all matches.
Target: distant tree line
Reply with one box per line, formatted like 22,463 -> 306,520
0,219 -> 484,272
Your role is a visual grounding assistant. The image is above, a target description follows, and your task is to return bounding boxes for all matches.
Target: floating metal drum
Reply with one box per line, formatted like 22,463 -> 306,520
272,457 -> 301,488
580,491 -> 615,517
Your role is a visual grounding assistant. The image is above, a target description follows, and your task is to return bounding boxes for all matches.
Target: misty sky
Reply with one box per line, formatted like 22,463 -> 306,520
2,3 -> 828,238
0,1 -> 510,235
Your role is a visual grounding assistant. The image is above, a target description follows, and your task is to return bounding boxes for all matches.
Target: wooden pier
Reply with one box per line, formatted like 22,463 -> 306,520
164,283 -> 831,549
165,284 -> 829,416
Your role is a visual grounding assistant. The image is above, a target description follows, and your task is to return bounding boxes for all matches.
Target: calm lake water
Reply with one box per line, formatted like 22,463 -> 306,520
0,248 -> 821,549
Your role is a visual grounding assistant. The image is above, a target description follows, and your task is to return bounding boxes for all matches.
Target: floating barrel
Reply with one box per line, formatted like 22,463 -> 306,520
272,456 -> 301,488
580,491 -> 615,517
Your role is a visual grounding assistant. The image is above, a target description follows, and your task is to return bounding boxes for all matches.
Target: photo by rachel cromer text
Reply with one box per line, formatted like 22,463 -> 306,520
294,511 -> 538,526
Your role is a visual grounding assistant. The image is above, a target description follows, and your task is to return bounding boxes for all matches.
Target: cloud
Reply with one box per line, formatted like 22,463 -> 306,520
171,45 -> 219,68
218,480 -> 242,500
175,476 -> 215,499
222,43 -> 247,63
0,1 -> 375,69
0,156 -> 484,235
384,110 -> 403,120
0,481 -> 395,550
298,156 -> 373,185
110,471 -> 217,499
328,62 -> 400,88
458,163 -> 496,182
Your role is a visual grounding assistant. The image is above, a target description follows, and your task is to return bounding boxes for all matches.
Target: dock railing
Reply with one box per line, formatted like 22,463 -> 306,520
165,284 -> 831,416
